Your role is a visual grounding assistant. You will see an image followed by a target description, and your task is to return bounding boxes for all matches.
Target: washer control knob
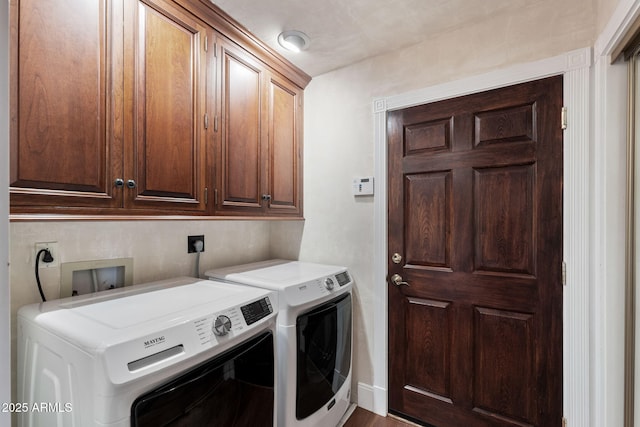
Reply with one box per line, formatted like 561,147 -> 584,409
213,315 -> 232,336
324,277 -> 335,291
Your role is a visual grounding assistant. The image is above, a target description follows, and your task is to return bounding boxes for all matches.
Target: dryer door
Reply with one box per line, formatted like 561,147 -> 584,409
131,331 -> 274,427
295,293 -> 352,420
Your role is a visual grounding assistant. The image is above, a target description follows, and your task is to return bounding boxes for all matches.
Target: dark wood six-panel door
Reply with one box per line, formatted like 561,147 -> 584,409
387,76 -> 563,427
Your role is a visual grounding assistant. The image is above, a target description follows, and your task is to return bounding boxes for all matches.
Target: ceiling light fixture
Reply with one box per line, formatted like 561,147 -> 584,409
277,30 -> 310,52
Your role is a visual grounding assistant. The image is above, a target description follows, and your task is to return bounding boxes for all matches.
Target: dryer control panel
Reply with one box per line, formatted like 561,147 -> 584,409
285,271 -> 352,308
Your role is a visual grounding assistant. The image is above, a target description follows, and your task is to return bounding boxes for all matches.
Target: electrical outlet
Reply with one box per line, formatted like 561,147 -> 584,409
35,242 -> 59,268
187,235 -> 205,253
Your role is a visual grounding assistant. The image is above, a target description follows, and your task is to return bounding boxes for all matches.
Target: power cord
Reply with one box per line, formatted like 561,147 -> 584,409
193,240 -> 204,279
35,248 -> 54,302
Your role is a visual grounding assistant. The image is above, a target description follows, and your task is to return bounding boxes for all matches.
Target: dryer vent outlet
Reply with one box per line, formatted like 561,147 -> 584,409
188,235 -> 205,253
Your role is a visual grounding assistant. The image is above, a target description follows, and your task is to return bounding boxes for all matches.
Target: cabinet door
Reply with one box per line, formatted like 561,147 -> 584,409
214,41 -> 303,217
266,72 -> 303,216
10,0 -> 123,210
124,0 -> 209,212
214,38 -> 265,215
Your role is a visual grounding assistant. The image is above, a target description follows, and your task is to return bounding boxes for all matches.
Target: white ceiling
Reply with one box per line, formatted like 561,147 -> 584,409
210,0 -> 530,77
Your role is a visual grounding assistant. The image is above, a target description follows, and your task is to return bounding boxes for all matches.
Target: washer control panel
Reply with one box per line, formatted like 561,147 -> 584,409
241,297 -> 273,325
212,315 -> 232,336
193,296 -> 274,345
324,277 -> 335,290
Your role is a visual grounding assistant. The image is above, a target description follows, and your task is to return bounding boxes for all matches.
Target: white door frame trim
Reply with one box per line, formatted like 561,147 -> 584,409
367,47 -> 592,424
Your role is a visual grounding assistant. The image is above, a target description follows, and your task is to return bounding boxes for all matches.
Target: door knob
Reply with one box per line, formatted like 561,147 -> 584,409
390,274 -> 409,287
126,179 -> 137,189
114,178 -> 124,188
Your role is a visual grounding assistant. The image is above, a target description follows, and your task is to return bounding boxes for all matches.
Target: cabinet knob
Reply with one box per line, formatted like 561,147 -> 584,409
261,194 -> 271,201
126,179 -> 137,189
114,178 -> 124,188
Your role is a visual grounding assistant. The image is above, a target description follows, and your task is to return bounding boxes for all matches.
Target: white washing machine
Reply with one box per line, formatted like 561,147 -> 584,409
205,259 -> 353,427
17,276 -> 278,427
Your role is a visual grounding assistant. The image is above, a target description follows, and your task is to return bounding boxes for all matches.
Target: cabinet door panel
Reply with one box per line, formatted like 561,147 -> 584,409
126,0 -> 207,211
10,0 -> 121,208
218,41 -> 263,210
268,75 -> 302,215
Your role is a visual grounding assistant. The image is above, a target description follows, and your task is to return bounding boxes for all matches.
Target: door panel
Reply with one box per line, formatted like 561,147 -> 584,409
473,103 -> 535,147
126,0 -> 208,211
388,76 -> 563,427
473,307 -> 535,423
405,172 -> 452,268
268,74 -> 302,214
218,40 -> 263,210
405,297 -> 453,400
10,0 -> 121,208
474,165 -> 535,276
404,118 -> 453,154
139,4 -> 194,195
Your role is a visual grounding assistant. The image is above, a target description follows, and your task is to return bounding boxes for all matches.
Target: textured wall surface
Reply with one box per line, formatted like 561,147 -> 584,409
598,0 -> 622,34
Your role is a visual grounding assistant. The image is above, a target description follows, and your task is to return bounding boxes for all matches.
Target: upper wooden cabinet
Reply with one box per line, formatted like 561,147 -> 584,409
213,38 -> 303,217
10,0 -> 310,218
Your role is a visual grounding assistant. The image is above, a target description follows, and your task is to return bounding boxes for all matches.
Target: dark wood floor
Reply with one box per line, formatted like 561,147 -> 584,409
343,407 -> 419,427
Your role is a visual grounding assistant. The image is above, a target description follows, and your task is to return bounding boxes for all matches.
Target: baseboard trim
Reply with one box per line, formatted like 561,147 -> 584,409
357,382 -> 374,412
357,382 -> 388,416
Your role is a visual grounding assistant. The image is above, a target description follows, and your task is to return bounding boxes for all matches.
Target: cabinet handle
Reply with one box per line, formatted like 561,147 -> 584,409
127,179 -> 137,189
114,178 -> 124,188
261,194 -> 271,201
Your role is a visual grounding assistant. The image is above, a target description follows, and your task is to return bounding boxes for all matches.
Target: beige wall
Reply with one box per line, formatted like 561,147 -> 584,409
281,0 -> 600,396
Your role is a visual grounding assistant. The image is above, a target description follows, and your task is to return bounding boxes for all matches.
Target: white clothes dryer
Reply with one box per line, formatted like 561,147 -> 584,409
17,277 -> 278,427
206,259 -> 353,427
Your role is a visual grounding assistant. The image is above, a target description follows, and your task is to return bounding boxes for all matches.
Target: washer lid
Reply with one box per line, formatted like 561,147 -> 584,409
71,280 -> 248,329
205,259 -> 348,290
18,277 -> 275,350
